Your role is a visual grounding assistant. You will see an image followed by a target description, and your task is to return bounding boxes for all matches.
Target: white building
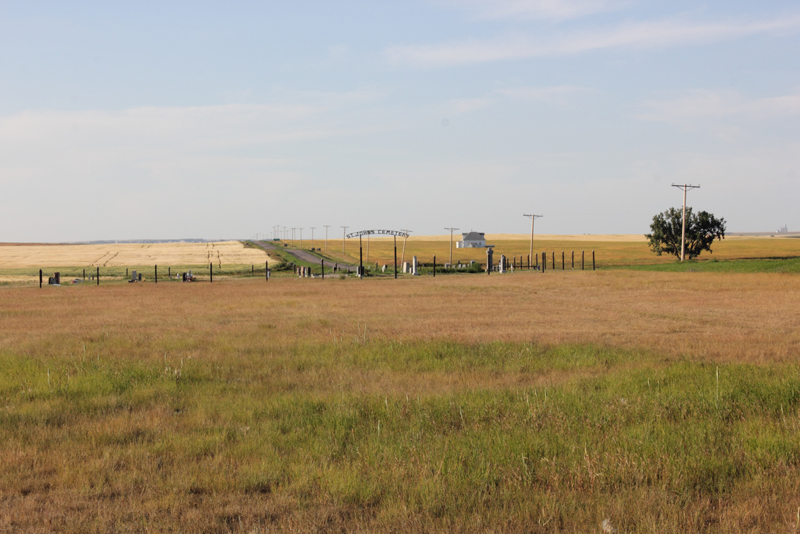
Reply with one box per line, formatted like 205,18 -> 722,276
456,231 -> 486,248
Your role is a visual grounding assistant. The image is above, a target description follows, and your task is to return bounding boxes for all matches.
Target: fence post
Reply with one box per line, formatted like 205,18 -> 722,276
394,237 -> 398,279
252,264 -> 254,276
582,250 -> 585,270
210,263 -> 213,283
96,267 -> 99,286
265,261 -> 269,281
39,269 -> 42,288
321,259 -> 324,279
83,268 -> 85,281
126,267 -> 128,278
552,251 -> 555,270
168,266 -> 171,278
433,255 -> 436,277
592,250 -> 596,270
542,251 -> 546,272
155,265 -> 158,284
562,251 -> 565,270
359,236 -> 363,280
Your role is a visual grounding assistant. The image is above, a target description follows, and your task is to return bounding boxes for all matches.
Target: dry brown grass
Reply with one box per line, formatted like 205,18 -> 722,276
1,270 -> 798,366
3,272 -> 800,532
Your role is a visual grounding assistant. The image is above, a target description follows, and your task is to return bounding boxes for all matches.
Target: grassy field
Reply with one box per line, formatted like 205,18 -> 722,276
296,234 -> 800,269
2,271 -> 800,532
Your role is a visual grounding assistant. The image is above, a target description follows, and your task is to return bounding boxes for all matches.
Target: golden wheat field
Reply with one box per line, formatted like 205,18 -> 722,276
299,234 -> 800,267
0,241 -> 275,269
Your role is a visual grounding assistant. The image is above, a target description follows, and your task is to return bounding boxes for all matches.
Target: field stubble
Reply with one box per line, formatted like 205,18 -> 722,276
2,272 -> 800,532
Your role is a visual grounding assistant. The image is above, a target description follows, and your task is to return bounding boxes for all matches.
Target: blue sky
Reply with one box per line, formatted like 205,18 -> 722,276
1,1 -> 799,241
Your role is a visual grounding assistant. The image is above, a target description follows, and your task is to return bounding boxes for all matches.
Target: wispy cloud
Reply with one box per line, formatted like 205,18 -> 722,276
637,89 -> 800,123
447,97 -> 492,114
386,15 -> 800,67
447,0 -> 622,20
498,84 -> 591,104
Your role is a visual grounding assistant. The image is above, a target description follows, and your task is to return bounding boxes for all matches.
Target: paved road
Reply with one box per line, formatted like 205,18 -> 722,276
254,241 -> 357,272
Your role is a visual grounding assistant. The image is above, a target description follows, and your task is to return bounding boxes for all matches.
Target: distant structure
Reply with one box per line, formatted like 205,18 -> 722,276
457,231 -> 486,248
778,225 -> 789,234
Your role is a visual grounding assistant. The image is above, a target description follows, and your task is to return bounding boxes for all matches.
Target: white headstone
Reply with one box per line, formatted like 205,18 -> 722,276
412,256 -> 418,276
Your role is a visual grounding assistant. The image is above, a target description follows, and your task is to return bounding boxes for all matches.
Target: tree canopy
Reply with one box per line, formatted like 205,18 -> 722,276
645,207 -> 726,260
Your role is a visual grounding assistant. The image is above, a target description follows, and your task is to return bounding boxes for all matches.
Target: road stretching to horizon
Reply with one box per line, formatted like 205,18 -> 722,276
254,241 -> 358,272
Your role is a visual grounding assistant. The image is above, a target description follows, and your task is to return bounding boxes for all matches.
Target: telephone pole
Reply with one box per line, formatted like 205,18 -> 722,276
444,227 -> 459,266
672,183 -> 700,261
299,228 -> 303,248
309,227 -> 315,248
323,225 -> 331,250
400,229 -> 412,267
523,213 -> 543,266
341,226 -> 349,253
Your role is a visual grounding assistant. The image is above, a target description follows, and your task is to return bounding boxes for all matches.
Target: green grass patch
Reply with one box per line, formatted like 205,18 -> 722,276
3,340 -> 800,530
619,256 -> 800,273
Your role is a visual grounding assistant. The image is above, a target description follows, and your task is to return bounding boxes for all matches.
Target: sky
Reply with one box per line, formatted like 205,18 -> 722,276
1,0 -> 799,241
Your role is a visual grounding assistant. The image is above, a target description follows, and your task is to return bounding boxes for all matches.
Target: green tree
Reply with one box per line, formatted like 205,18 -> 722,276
646,207 -> 726,260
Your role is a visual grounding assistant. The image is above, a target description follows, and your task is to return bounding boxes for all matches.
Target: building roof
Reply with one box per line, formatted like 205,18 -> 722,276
460,231 -> 485,241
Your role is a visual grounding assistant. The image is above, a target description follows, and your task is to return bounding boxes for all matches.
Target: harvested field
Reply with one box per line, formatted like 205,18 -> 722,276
2,272 -> 800,532
0,240 -> 276,269
298,234 -> 800,268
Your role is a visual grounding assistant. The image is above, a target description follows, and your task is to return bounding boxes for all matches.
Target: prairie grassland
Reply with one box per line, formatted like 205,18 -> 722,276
2,273 -> 800,532
300,235 -> 800,268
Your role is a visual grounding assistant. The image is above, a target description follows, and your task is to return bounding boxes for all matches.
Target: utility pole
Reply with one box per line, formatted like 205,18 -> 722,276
341,226 -> 349,253
672,183 -> 700,261
523,214 -> 543,266
444,227 -> 459,266
309,227 -> 315,249
400,229 -> 412,267
291,228 -> 296,246
299,228 -> 303,249
323,225 -> 331,250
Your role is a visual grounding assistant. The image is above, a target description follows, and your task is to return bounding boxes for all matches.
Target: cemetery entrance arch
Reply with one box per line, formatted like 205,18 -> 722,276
346,229 -> 410,279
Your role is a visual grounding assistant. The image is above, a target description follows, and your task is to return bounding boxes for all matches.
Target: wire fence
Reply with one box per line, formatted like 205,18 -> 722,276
3,250 -> 598,287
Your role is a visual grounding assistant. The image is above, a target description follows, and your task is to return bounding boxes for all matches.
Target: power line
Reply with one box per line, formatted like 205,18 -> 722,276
444,227 -> 460,266
523,214 -> 543,266
671,183 -> 700,261
399,229 -> 412,267
340,226 -> 349,253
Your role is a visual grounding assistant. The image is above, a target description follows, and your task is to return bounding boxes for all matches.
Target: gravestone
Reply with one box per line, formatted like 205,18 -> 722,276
403,262 -> 410,274
130,270 -> 138,283
499,255 -> 506,273
138,273 -> 143,281
382,264 -> 387,273
412,256 -> 419,276
486,248 -> 493,274
53,272 -> 61,285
